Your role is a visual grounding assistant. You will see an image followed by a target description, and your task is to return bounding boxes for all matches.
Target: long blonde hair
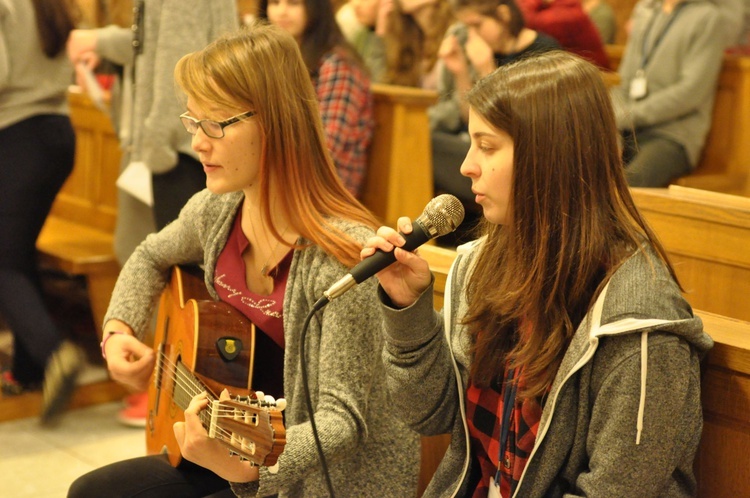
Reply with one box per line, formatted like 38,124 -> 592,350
174,22 -> 378,268
463,52 -> 676,398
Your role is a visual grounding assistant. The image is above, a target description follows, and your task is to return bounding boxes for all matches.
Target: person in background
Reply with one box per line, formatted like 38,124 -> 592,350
67,22 -> 420,498
344,0 -> 455,90
345,0 -> 388,81
66,0 -> 238,427
583,0 -> 617,44
258,0 -> 373,199
379,0 -> 456,89
365,50 -> 711,498
611,0 -> 725,187
516,0 -> 610,68
430,0 -> 559,244
0,0 -> 87,423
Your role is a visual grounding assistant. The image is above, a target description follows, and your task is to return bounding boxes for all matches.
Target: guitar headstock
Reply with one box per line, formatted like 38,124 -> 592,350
207,392 -> 287,467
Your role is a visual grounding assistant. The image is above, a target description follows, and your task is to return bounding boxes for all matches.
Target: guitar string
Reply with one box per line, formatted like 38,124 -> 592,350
152,353 -> 284,463
154,354 -> 255,451
153,351 -> 277,448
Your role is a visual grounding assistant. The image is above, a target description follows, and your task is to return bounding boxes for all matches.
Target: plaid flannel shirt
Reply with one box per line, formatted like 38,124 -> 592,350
466,366 -> 545,497
314,49 -> 373,198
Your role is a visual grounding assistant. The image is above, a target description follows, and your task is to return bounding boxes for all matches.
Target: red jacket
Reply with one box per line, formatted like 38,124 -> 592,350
518,0 -> 610,69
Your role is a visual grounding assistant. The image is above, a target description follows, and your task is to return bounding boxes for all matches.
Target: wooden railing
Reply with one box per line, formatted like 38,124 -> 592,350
362,84 -> 437,227
631,186 -> 750,322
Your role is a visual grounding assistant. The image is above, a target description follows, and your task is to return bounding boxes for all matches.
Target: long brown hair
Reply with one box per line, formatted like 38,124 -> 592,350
463,51 -> 676,398
30,0 -> 80,58
384,1 -> 454,86
174,22 -> 378,268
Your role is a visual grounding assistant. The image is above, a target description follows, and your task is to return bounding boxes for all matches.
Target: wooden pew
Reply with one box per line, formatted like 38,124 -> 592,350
694,311 -> 750,498
419,244 -> 750,498
36,87 -> 121,338
607,45 -> 750,197
362,84 -> 437,227
631,186 -> 750,322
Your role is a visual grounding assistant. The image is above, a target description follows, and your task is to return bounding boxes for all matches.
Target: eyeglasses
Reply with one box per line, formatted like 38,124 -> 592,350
179,110 -> 256,138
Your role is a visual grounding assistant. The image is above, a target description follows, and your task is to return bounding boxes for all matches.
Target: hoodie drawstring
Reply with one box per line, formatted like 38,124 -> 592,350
636,331 -> 648,445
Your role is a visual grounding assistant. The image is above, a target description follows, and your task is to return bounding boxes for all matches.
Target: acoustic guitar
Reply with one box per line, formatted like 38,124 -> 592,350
146,265 -> 286,468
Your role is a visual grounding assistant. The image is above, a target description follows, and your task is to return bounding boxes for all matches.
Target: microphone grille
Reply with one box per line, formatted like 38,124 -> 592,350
421,194 -> 465,237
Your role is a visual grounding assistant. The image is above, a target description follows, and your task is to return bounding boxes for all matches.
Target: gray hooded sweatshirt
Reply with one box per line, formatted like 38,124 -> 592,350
381,238 -> 712,497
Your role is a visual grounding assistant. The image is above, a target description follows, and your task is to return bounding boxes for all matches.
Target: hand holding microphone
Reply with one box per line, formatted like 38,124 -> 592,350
319,195 -> 464,309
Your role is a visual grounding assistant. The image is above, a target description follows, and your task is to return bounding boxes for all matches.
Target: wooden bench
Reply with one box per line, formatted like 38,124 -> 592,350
362,84 -> 437,227
631,185 -> 750,322
606,45 -> 750,197
36,87 -> 121,338
419,244 -> 750,498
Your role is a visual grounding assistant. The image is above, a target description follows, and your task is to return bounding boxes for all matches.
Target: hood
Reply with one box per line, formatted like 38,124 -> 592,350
580,245 -> 712,444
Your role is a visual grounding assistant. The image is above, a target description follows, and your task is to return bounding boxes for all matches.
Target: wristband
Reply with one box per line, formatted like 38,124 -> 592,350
100,330 -> 126,359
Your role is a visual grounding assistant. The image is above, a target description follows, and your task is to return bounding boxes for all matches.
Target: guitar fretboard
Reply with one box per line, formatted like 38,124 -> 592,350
171,360 -> 214,428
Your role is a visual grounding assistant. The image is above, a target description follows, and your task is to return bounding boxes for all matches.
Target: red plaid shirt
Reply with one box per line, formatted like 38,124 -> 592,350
466,365 -> 546,497
314,49 -> 373,199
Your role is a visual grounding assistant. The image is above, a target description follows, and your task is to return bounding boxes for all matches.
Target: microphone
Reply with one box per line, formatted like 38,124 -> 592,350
321,194 -> 465,304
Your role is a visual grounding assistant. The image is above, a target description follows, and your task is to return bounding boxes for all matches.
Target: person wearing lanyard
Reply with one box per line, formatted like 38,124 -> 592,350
610,0 -> 726,187
364,50 -> 711,497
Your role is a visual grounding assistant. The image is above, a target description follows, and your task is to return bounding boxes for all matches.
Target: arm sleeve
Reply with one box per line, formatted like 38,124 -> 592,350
380,282 -> 461,436
103,190 -> 208,337
628,12 -> 725,128
141,1 -> 234,173
95,25 -> 135,67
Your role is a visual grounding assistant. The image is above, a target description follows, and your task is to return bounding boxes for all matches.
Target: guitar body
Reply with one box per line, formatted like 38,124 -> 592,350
147,266 -> 257,467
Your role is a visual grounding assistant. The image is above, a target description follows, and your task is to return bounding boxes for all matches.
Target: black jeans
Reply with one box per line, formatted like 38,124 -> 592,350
151,153 -> 206,230
0,115 -> 75,383
68,454 -> 232,498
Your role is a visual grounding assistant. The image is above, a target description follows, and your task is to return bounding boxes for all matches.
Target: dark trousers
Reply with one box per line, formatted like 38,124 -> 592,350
0,115 -> 75,383
151,153 -> 206,230
622,130 -> 691,187
68,454 -> 232,498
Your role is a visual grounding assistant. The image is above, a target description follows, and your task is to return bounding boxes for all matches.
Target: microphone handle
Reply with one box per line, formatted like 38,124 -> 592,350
349,218 -> 432,284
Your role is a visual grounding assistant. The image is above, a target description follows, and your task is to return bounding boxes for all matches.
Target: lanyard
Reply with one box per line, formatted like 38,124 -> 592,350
639,3 -> 686,69
494,367 -> 518,494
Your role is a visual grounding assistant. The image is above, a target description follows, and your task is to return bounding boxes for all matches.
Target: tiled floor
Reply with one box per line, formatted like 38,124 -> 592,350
0,272 -> 145,497
0,401 -> 145,498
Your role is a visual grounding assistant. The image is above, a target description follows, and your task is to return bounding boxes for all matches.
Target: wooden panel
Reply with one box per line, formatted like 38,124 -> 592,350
363,84 -> 437,228
56,87 -> 120,233
631,186 -> 750,321
696,311 -> 750,498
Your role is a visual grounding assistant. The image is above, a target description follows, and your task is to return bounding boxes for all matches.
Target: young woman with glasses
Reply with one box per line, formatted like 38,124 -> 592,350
68,22 -> 420,498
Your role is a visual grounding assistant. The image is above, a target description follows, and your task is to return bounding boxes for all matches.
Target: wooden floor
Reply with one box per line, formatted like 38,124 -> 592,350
0,376 -> 127,424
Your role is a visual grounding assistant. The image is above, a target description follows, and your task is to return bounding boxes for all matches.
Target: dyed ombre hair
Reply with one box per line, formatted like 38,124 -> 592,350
174,22 -> 377,268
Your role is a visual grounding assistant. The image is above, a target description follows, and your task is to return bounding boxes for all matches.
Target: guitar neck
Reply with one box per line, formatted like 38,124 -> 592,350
172,361 -> 215,429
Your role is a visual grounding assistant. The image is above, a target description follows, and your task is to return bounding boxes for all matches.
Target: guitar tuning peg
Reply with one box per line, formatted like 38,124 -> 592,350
275,398 -> 287,411
263,394 -> 275,405
254,390 -> 264,401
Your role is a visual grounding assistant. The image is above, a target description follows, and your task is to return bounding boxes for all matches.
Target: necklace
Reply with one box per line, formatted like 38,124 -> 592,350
259,225 -> 289,278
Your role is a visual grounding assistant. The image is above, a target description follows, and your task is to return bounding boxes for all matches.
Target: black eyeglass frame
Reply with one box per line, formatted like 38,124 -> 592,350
179,110 -> 256,138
